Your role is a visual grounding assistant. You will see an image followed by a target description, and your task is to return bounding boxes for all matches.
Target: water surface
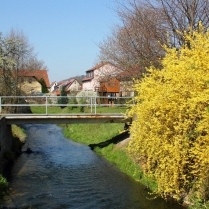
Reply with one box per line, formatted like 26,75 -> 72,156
2,124 -> 184,209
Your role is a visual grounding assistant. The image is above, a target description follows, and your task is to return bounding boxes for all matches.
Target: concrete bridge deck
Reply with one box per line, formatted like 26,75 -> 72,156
4,114 -> 128,124
0,95 -> 133,124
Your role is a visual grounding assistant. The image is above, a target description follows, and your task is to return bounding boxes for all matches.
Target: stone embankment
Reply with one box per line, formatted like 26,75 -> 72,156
0,117 -> 23,174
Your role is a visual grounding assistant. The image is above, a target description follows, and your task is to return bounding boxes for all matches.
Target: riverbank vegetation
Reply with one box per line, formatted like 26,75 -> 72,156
62,123 -> 157,192
0,174 -> 8,199
63,24 -> 209,209
127,25 -> 209,208
11,125 -> 26,143
0,125 -> 26,201
31,105 -> 127,114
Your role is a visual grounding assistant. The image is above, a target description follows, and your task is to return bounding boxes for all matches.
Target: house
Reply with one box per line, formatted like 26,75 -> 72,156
99,77 -> 120,104
99,77 -> 120,96
51,78 -> 82,96
50,81 -> 58,92
82,62 -> 121,92
17,69 -> 50,95
50,80 -> 66,96
117,67 -> 141,97
65,78 -> 82,93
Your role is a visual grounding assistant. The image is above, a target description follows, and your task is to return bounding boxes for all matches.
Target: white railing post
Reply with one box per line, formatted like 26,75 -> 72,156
45,96 -> 48,115
94,95 -> 97,114
90,97 -> 93,113
0,97 -> 1,114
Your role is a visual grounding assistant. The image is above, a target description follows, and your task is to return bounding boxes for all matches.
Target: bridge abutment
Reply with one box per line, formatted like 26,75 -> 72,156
0,118 -> 22,174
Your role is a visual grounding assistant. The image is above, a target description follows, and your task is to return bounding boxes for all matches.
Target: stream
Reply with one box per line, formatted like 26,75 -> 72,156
2,124 -> 185,209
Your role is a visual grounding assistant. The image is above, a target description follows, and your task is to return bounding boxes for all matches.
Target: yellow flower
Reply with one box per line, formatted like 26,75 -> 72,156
127,23 -> 209,201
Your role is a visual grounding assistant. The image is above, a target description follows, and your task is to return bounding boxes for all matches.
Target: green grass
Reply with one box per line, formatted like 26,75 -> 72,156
62,123 -> 156,191
31,106 -> 127,114
63,123 -> 124,145
62,122 -> 157,191
11,125 -> 26,143
95,145 -> 143,180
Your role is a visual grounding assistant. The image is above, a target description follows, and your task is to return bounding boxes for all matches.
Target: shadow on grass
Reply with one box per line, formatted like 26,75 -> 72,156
88,130 -> 130,150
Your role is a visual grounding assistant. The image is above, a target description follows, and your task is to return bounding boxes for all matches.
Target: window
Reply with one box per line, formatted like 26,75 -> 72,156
87,71 -> 94,77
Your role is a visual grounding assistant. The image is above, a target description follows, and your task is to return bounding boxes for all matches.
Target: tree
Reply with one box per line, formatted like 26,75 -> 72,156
0,29 -> 48,97
0,33 -> 18,96
57,86 -> 68,109
39,78 -> 49,93
99,4 -> 165,77
21,57 -> 47,71
5,28 -> 34,71
6,28 -> 47,71
0,29 -> 48,113
127,25 -> 209,204
158,0 -> 209,47
98,0 -> 168,77
98,0 -> 209,78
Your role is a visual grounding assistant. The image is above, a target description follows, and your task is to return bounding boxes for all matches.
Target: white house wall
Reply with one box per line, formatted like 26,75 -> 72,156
83,63 -> 121,91
66,80 -> 81,92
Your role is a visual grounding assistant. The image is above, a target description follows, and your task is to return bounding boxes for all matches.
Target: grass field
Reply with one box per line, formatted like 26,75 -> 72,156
31,105 -> 127,114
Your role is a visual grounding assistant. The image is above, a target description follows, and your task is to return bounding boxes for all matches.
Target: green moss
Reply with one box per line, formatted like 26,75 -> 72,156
0,174 -> 8,199
11,125 -> 26,143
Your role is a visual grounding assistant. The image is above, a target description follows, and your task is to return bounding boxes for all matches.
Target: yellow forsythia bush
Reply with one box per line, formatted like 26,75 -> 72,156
128,25 -> 209,202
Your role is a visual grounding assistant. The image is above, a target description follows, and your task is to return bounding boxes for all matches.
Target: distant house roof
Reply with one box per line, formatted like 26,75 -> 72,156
18,70 -> 50,88
85,62 -> 115,73
82,62 -> 118,83
50,81 -> 57,87
65,79 -> 76,90
82,77 -> 93,82
57,78 -> 73,88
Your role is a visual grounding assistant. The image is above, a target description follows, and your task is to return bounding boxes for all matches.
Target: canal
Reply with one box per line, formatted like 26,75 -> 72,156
2,124 -> 185,209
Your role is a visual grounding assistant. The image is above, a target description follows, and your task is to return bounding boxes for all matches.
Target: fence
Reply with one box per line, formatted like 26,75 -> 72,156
0,95 -> 134,115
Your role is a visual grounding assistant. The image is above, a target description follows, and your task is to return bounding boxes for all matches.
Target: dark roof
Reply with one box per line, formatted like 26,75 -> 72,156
82,77 -> 93,82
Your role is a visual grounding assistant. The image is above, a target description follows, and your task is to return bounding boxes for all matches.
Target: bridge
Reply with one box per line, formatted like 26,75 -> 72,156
0,95 -> 133,124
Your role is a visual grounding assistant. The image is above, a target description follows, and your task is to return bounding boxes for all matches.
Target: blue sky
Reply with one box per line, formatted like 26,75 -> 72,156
0,0 -> 120,83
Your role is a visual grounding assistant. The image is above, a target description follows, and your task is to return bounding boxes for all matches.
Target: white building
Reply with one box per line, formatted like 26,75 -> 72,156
82,62 -> 121,91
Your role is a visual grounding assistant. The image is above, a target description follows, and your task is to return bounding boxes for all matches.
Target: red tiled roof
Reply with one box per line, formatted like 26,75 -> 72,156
18,69 -> 50,87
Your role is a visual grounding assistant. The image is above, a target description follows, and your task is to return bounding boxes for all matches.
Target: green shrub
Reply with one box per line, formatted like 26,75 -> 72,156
0,174 -> 8,197
79,97 -> 86,113
128,24 -> 209,203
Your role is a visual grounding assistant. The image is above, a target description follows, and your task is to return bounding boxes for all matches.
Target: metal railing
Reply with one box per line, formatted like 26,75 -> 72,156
0,95 -> 134,115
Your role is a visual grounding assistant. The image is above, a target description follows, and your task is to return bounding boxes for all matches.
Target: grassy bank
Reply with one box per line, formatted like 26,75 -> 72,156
62,123 -> 157,191
31,105 -> 127,114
